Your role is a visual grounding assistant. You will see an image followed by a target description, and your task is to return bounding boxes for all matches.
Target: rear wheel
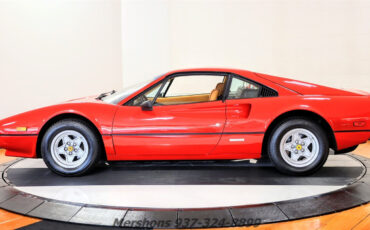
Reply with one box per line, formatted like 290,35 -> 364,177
268,118 -> 329,175
41,119 -> 100,176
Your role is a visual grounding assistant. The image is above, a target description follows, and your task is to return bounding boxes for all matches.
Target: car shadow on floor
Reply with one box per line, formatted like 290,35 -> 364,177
6,159 -> 363,187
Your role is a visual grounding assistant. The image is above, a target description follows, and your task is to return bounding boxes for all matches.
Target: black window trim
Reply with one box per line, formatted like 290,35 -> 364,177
125,71 -> 229,106
224,73 -> 279,101
162,78 -> 174,97
124,71 -> 278,106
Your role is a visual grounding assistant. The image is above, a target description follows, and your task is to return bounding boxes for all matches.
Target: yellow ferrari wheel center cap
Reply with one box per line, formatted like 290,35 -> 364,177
68,146 -> 74,152
296,145 -> 302,151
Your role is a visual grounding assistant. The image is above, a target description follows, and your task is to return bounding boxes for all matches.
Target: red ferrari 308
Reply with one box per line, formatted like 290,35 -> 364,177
0,68 -> 369,176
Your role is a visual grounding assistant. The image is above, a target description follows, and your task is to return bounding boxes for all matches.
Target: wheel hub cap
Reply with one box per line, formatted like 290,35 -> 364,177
279,128 -> 320,168
50,130 -> 89,169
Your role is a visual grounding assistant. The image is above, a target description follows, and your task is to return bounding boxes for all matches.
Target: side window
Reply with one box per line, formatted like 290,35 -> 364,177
155,75 -> 225,105
127,74 -> 226,106
164,75 -> 223,97
227,77 -> 261,99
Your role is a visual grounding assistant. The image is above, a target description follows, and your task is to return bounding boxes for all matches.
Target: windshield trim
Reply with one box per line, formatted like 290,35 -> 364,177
101,74 -> 164,105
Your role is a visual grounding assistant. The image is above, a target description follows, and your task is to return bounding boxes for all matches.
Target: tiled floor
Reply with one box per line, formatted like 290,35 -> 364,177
246,142 -> 370,230
0,204 -> 39,229
0,143 -> 369,230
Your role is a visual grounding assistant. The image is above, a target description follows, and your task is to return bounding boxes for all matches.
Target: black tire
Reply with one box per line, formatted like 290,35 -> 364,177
335,145 -> 358,154
267,118 -> 329,176
41,119 -> 101,176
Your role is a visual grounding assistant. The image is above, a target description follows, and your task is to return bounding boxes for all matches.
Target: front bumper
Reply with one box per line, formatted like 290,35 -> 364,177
0,135 -> 38,158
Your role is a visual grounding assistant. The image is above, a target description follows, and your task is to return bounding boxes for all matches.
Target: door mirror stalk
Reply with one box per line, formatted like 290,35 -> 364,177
141,100 -> 153,111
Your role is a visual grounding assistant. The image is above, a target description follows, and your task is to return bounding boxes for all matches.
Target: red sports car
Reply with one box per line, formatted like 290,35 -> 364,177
0,68 -> 369,176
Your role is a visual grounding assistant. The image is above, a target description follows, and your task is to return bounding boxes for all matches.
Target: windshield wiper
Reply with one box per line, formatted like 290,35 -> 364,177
96,90 -> 116,100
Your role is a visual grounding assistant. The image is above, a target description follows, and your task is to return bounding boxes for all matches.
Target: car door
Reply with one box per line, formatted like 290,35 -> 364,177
211,75 -> 269,159
112,73 -> 227,160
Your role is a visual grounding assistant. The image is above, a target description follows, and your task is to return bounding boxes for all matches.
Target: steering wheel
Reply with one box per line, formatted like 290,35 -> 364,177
138,95 -> 164,106
134,94 -> 148,106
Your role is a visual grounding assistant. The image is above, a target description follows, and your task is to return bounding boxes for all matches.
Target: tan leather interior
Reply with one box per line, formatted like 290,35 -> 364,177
215,83 -> 225,96
209,89 -> 219,101
154,81 -> 225,105
156,94 -> 210,105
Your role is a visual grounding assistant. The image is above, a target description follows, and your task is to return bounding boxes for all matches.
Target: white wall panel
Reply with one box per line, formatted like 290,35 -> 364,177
122,0 -> 370,92
0,0 -> 122,119
121,0 -> 171,87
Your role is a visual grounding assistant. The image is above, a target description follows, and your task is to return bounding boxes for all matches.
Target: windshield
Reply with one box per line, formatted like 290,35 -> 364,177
101,75 -> 163,104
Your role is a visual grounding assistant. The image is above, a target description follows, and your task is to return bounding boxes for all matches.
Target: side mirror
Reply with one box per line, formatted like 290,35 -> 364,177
141,100 -> 153,111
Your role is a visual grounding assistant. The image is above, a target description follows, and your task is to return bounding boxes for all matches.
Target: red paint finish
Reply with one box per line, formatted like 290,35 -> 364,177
0,68 -> 369,162
102,135 -> 116,159
0,136 -> 37,158
0,100 -> 118,158
111,101 -> 226,160
335,132 -> 370,150
255,72 -> 365,96
211,134 -> 263,158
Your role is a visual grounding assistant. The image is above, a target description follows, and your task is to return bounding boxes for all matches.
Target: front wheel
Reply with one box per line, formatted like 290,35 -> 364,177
41,119 -> 101,176
268,118 -> 329,175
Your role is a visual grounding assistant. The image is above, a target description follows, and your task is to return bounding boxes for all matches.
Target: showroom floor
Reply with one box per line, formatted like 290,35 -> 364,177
0,144 -> 369,230
7,155 -> 362,209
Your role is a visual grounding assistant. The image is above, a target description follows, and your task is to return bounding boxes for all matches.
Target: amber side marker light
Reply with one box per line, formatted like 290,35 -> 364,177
16,127 -> 28,131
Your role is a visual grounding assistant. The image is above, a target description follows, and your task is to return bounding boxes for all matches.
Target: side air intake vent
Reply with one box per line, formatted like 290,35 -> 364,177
260,87 -> 278,97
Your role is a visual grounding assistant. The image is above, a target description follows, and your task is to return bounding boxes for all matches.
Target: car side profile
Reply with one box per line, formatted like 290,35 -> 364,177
0,68 -> 369,176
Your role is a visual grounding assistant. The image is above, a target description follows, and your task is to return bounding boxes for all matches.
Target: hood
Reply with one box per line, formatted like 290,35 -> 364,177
255,72 -> 368,96
66,95 -> 107,103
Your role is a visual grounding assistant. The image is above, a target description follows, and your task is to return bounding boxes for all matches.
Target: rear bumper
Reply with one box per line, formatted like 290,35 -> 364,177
0,135 -> 38,158
335,130 -> 370,150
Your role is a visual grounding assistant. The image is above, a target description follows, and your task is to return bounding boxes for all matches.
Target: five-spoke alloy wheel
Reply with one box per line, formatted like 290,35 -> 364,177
41,119 -> 101,176
268,118 -> 329,175
279,128 -> 320,168
50,130 -> 89,169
